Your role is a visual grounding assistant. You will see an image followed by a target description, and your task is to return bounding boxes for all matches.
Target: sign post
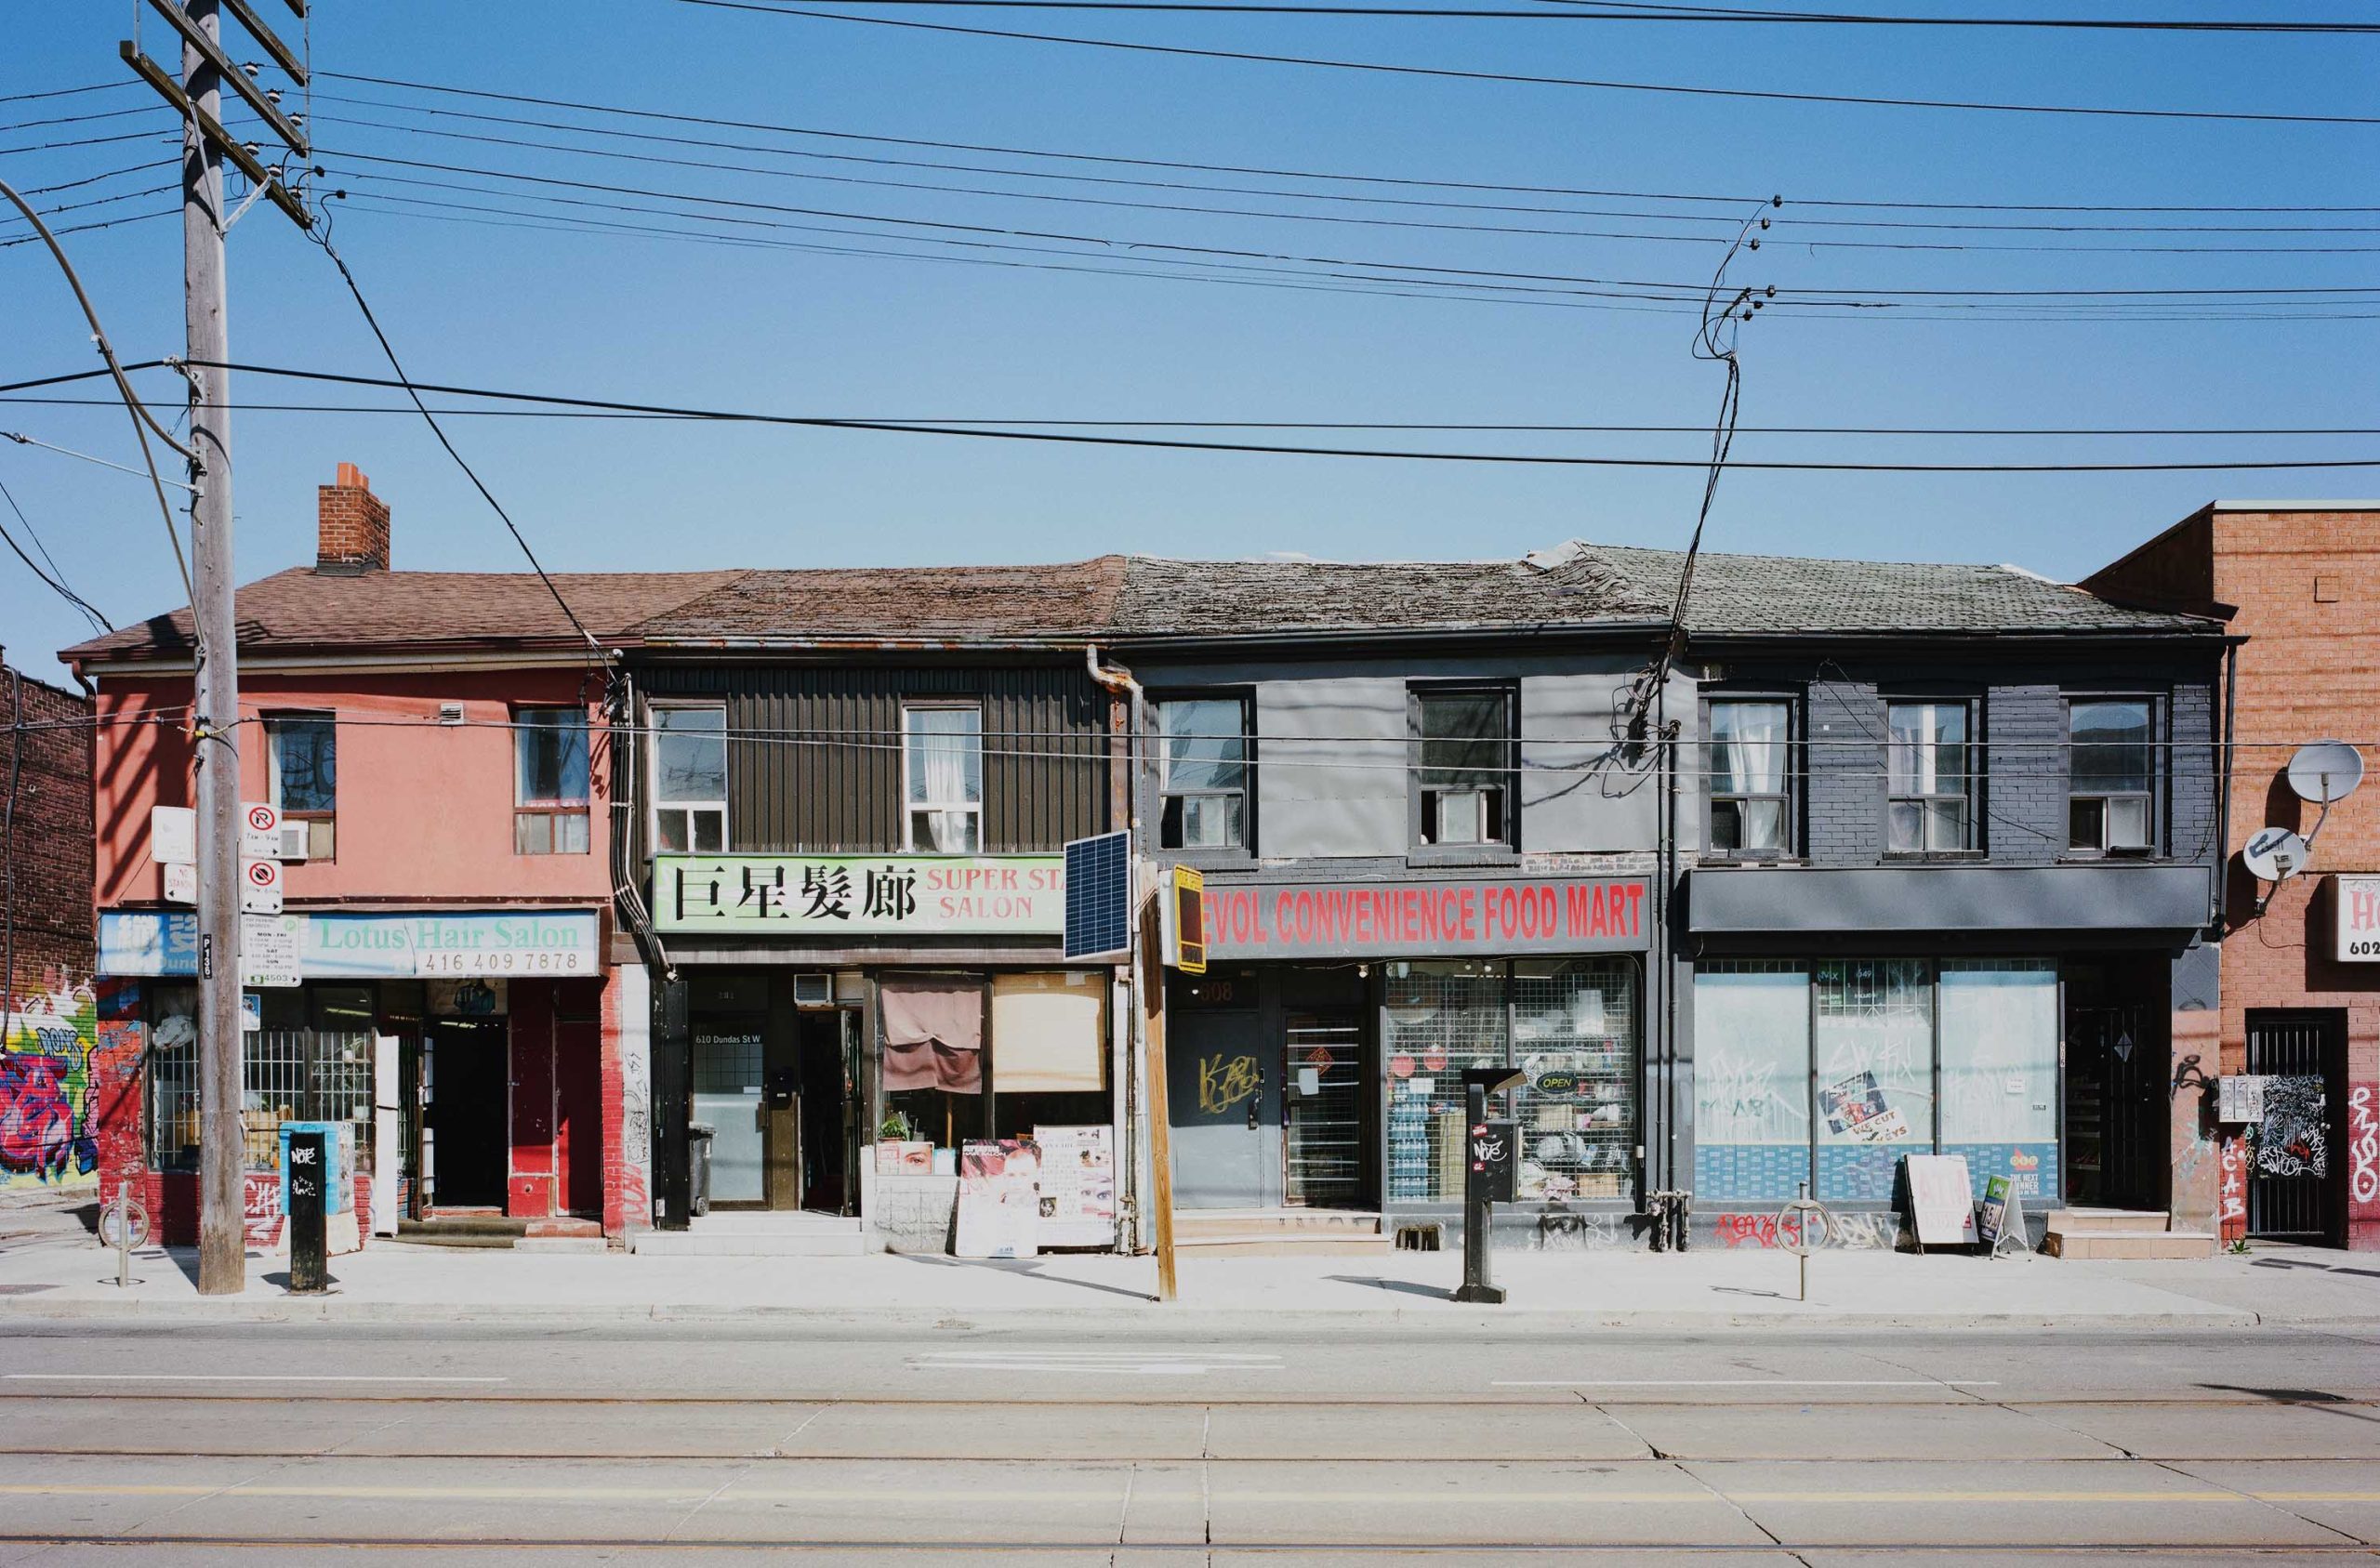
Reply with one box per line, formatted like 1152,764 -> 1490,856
1452,1067 -> 1524,1305
285,1128 -> 328,1295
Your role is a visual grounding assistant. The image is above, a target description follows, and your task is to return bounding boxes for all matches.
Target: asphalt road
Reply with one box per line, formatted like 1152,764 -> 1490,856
2,1322 -> 2375,1564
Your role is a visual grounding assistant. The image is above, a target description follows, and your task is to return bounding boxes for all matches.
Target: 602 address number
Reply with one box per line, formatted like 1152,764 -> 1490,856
2344,939 -> 2380,959
416,950 -> 588,975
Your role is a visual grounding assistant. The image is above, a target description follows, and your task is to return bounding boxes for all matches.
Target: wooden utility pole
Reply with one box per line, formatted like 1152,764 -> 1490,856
126,0 -> 312,1294
1142,893 -> 1178,1302
180,0 -> 244,1297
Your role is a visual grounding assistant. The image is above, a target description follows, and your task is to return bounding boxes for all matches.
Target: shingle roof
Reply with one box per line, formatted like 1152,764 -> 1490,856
62,536 -> 2218,668
63,568 -> 749,664
631,558 -> 1130,644
1550,542 -> 2222,636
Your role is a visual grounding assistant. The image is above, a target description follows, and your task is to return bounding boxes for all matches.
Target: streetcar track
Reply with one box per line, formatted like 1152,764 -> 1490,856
0,1390 -> 2370,1408
0,1536 -> 2372,1555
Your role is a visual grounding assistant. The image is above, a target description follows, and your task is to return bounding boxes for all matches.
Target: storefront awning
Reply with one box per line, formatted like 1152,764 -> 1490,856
1686,865 -> 2212,937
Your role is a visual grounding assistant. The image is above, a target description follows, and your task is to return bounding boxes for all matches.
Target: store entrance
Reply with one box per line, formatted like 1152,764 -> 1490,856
2064,960 -> 2168,1212
794,1008 -> 856,1214
1167,965 -> 1374,1211
427,1017 -> 508,1209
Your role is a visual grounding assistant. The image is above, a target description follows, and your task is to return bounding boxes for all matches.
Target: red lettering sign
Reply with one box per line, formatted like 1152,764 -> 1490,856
1204,878 -> 1646,958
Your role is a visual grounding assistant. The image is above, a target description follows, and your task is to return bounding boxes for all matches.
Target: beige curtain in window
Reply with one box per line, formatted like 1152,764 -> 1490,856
880,980 -> 985,1093
990,971 -> 1107,1094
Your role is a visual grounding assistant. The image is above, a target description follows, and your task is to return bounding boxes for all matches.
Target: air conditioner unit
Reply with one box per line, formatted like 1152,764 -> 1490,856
275,824 -> 311,862
792,972 -> 834,1008
437,704 -> 466,726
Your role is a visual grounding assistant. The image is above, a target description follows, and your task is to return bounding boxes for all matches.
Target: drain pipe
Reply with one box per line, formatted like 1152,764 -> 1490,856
1087,645 -> 1150,1253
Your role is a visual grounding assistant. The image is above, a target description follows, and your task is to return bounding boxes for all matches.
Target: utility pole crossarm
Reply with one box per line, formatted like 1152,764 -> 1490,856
120,43 -> 311,231
141,0 -> 310,155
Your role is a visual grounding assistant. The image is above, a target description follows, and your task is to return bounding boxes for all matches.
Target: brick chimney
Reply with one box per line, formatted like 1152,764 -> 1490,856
316,461 -> 390,573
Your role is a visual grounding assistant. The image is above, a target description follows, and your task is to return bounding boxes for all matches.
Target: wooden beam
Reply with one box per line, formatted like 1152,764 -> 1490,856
1141,893 -> 1178,1302
121,42 -> 311,231
141,0 -> 309,156
220,0 -> 308,86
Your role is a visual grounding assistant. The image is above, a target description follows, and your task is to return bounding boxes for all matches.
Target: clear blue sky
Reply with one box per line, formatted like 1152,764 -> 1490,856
4,1 -> 2375,682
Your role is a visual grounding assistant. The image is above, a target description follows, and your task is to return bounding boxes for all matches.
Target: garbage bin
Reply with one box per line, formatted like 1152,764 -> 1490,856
688,1124 -> 715,1217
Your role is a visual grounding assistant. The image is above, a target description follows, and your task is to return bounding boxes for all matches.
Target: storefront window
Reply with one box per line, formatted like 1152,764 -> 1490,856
1815,960 -> 1933,1203
1383,960 -> 1509,1204
149,982 -> 377,1173
1938,959 -> 2059,1202
988,971 -> 1111,1136
880,978 -> 985,1151
1512,959 -> 1638,1202
1692,961 -> 1810,1203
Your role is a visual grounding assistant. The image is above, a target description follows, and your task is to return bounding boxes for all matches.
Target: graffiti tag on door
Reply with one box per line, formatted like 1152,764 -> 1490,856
1197,1053 -> 1261,1116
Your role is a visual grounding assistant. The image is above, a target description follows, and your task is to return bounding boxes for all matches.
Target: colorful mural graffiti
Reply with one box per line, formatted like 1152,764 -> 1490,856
0,982 -> 101,1191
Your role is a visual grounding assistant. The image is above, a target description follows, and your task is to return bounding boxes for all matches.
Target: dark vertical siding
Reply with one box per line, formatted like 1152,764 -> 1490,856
640,661 -> 1110,854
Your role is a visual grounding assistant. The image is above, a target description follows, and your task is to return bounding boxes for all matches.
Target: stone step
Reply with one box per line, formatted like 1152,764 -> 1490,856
402,1215 -> 529,1239
2043,1229 -> 2216,1260
386,1232 -> 517,1250
2044,1208 -> 2172,1235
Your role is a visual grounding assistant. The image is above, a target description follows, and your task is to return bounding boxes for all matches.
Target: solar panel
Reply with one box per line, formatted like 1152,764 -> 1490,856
1063,831 -> 1132,960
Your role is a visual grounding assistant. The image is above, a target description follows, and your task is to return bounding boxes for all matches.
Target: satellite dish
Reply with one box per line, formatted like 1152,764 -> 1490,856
2242,825 -> 2313,884
2287,741 -> 2364,805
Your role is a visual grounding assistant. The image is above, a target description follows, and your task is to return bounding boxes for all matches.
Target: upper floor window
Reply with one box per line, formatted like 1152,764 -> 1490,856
1708,697 -> 1792,856
651,705 -> 726,853
1158,696 -> 1250,850
1413,687 -> 1514,849
266,712 -> 337,861
1886,700 -> 1976,854
905,704 -> 983,853
515,707 -> 591,855
2069,696 -> 2154,854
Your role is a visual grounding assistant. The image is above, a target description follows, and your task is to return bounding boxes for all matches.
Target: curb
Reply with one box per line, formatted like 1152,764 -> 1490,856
6,1297 -> 2349,1333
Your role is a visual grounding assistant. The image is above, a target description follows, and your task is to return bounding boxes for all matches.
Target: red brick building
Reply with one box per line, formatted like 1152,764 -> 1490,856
60,465 -> 736,1248
1,652 -> 99,1198
2088,502 -> 2380,1251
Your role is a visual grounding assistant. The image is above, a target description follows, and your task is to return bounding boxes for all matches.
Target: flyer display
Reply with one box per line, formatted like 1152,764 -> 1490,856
1820,1070 -> 1911,1144
954,1139 -> 1041,1259
1032,1125 -> 1117,1247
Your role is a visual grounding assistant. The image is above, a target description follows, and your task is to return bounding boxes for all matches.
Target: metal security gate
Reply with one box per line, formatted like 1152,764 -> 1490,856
1283,1011 -> 1365,1208
2244,1010 -> 2346,1244
2067,1004 -> 2162,1211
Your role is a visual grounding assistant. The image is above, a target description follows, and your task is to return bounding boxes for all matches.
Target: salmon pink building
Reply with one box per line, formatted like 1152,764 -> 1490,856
63,465 -> 734,1249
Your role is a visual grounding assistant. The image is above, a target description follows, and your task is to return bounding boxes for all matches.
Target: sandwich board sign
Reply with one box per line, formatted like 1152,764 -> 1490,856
1902,1153 -> 1977,1250
1978,1173 -> 2033,1258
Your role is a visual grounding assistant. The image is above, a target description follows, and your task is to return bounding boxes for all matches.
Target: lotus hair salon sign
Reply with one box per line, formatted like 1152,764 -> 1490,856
653,854 -> 1065,935
100,910 -> 600,979
2338,876 -> 2380,961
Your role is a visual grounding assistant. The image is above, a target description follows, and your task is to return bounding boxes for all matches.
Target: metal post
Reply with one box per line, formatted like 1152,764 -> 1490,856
115,1180 -> 131,1289
178,0 -> 244,1298
286,1128 -> 327,1294
1453,1078 -> 1499,1303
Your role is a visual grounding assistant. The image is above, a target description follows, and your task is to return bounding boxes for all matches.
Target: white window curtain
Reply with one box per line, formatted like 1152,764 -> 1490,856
907,708 -> 982,851
1723,706 -> 1785,797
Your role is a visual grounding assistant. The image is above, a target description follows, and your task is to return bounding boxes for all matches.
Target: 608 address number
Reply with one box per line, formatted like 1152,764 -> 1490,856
416,950 -> 588,976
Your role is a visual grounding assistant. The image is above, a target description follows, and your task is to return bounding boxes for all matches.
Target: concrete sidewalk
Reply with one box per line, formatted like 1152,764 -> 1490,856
4,1210 -> 2377,1330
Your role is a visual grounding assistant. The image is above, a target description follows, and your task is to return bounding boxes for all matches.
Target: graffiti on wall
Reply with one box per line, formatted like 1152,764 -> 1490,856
0,982 -> 100,1190
2218,1133 -> 2247,1240
2254,1075 -> 2329,1179
2350,1083 -> 2377,1209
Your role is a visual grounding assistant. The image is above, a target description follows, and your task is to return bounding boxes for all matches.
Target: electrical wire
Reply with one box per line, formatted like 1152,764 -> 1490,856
0,476 -> 112,636
300,213 -> 604,659
0,82 -> 140,107
0,178 -> 197,630
165,358 -> 2380,469
315,71 -> 2380,215
670,0 -> 2380,126
301,110 -> 2380,252
687,0 -> 2380,29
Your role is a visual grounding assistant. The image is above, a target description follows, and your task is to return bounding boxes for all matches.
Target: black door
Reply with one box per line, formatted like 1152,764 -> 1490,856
2066,1002 -> 2162,1211
798,1009 -> 852,1213
429,1018 -> 509,1209
2245,1009 -> 2347,1245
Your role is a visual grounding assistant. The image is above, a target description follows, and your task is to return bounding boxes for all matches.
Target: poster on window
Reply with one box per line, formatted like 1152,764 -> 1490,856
1819,1070 -> 1911,1144
954,1139 -> 1042,1258
1032,1125 -> 1117,1247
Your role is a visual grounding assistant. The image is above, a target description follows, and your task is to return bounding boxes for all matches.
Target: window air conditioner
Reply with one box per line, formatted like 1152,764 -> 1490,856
792,972 -> 834,1008
275,824 -> 311,862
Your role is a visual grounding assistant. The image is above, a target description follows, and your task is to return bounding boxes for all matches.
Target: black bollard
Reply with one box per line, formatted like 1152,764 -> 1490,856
286,1129 -> 328,1295
1451,1067 -> 1523,1305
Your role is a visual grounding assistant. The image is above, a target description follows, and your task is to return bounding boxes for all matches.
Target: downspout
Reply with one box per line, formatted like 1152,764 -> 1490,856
2215,640 -> 2238,933
605,665 -> 673,982
1658,663 -> 1683,1248
1086,644 -> 1148,1252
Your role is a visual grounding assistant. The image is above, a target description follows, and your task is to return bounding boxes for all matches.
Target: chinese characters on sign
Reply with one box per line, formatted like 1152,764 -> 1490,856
653,855 -> 1065,935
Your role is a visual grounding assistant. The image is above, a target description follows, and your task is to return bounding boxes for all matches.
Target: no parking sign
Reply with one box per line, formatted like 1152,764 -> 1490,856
240,856 -> 283,914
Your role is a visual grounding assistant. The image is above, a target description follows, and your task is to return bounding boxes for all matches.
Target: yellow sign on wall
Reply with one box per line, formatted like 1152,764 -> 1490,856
1169,864 -> 1208,975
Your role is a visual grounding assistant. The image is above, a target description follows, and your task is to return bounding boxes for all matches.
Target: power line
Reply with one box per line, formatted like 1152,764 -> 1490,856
0,476 -> 112,636
670,0 -> 2380,126
179,359 -> 2380,470
322,188 -> 2380,323
303,104 -> 2380,250
315,148 -> 2380,303
300,217 -> 604,658
316,71 -> 2380,214
0,82 -> 139,107
702,0 -> 2380,30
